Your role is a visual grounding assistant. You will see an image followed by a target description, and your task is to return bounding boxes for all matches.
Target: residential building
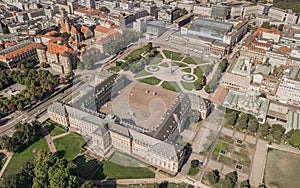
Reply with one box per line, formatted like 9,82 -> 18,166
0,40 -> 38,68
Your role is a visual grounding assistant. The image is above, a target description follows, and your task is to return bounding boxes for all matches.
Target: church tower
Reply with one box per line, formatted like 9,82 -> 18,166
60,7 -> 70,33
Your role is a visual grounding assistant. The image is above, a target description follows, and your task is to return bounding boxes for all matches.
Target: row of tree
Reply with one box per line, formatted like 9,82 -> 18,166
104,30 -> 141,55
226,109 -> 300,147
193,67 -> 206,90
207,170 -> 249,188
2,151 -> 80,188
0,122 -> 42,152
205,59 -> 228,93
0,68 -> 58,114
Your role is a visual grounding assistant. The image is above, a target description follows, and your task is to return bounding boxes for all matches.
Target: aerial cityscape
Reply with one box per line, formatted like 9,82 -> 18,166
0,0 -> 300,187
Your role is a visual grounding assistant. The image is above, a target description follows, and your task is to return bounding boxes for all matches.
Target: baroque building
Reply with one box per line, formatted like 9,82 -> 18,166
47,71 -> 211,173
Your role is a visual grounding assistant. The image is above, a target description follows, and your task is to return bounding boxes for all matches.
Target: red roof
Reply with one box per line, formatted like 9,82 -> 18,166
94,25 -> 114,34
212,86 -> 229,106
75,8 -> 100,15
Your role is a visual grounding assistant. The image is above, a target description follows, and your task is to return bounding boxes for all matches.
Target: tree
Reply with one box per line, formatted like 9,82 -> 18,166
59,77 -> 66,85
236,113 -> 249,131
33,151 -> 78,188
99,6 -> 110,13
258,122 -> 270,137
261,21 -> 271,29
191,160 -> 199,168
80,181 -> 96,188
221,171 -> 238,188
240,180 -> 250,188
1,162 -> 34,188
289,129 -> 300,147
270,124 -> 285,140
227,111 -> 238,126
207,170 -> 219,185
259,93 -> 267,98
188,109 -> 201,123
247,116 -> 259,133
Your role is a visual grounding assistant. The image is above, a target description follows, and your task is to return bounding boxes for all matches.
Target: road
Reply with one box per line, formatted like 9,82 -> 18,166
0,81 -> 82,135
94,177 -> 210,188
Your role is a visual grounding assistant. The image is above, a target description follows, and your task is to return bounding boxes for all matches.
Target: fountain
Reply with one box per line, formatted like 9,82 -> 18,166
182,74 -> 196,81
147,66 -> 159,72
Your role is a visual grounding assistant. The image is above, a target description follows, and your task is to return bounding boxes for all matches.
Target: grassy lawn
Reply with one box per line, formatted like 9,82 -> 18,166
109,152 -> 146,167
194,66 -> 204,78
139,77 -> 161,85
172,62 -> 187,67
49,126 -> 67,137
134,70 -> 153,78
150,53 -> 163,65
182,68 -> 191,73
183,56 -> 207,65
188,167 -> 200,176
199,65 -> 208,74
218,135 -> 234,144
109,66 -> 121,72
4,138 -> 49,176
43,120 -> 67,137
125,48 -> 145,60
219,155 -> 237,168
162,50 -> 183,61
161,81 -> 181,92
54,133 -> 86,161
213,142 -> 230,156
265,149 -> 300,188
159,62 -> 169,67
181,81 -> 194,91
92,160 -> 155,180
182,57 -> 197,65
73,155 -> 100,179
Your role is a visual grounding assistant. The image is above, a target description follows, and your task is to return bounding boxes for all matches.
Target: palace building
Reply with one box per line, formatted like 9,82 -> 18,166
47,71 -> 211,173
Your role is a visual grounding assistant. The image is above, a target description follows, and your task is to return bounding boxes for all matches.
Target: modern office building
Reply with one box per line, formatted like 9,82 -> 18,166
188,18 -> 233,41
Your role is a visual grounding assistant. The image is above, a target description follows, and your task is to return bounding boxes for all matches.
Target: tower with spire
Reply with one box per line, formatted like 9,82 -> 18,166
60,7 -> 70,34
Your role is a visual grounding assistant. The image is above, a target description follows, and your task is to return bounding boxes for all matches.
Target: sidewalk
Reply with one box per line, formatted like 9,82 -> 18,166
0,152 -> 13,178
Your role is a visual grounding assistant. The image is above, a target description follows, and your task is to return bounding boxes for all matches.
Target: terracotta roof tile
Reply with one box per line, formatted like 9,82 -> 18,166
94,25 -> 114,33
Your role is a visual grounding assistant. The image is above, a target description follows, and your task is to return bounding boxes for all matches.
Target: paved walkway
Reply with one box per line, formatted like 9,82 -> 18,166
249,139 -> 268,187
52,131 -> 70,140
45,134 -> 57,153
94,177 -> 210,188
0,152 -> 13,178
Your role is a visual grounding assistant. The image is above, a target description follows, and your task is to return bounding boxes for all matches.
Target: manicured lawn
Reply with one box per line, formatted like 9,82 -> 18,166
182,57 -> 197,64
54,133 -> 86,161
92,160 -> 155,180
172,62 -> 187,67
199,65 -> 208,74
162,81 -> 181,92
213,142 -> 230,156
125,48 -> 145,60
134,70 -> 153,78
194,66 -> 204,78
150,53 -> 163,65
73,155 -> 100,179
182,68 -> 191,73
188,167 -> 200,176
181,81 -> 194,91
43,120 -> 67,137
4,138 -> 49,176
139,77 -> 161,85
162,50 -> 183,61
49,126 -> 66,137
159,62 -> 169,67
